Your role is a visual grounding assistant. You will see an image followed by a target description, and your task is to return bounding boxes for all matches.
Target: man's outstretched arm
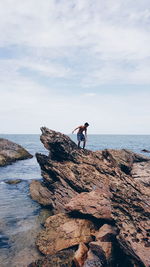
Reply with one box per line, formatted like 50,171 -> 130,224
72,126 -> 80,134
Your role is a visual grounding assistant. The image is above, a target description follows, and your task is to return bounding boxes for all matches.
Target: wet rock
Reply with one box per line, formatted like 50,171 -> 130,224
33,128 -> 150,267
141,149 -> 150,153
5,179 -> 22,185
28,248 -> 75,267
73,243 -> 88,267
30,180 -> 53,207
65,189 -> 112,221
36,213 -> 95,255
0,138 -> 33,167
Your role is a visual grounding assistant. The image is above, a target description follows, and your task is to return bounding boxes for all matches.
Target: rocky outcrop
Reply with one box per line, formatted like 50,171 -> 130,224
36,213 -> 95,255
0,138 -> 33,167
30,127 -> 150,267
65,189 -> 112,220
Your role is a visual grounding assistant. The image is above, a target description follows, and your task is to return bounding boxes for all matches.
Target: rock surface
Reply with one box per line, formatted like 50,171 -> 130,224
30,127 -> 150,267
65,189 -> 112,220
0,138 -> 33,167
36,213 -> 95,255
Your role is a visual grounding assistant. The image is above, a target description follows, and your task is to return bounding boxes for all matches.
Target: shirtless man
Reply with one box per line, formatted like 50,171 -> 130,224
72,122 -> 89,149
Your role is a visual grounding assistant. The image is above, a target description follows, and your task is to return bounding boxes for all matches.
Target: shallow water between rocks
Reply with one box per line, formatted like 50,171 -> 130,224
0,134 -> 150,266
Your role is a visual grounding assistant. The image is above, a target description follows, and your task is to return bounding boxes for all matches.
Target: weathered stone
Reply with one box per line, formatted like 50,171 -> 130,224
36,213 -> 95,255
94,224 -> 117,242
30,180 -> 53,207
0,138 -> 33,167
34,128 -> 150,267
83,244 -> 106,267
73,243 -> 88,267
131,161 -> 150,187
65,190 -> 112,220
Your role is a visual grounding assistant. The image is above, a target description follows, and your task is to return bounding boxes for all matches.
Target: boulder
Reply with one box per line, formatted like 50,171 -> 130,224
65,189 -> 112,221
73,243 -> 88,267
36,213 -> 95,255
32,128 -> 150,267
30,180 -> 53,207
0,138 -> 33,167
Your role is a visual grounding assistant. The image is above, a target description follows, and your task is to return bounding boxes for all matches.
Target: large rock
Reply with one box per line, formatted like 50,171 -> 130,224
31,127 -> 150,267
36,213 -> 95,255
65,189 -> 112,221
0,138 -> 33,166
30,180 -> 53,207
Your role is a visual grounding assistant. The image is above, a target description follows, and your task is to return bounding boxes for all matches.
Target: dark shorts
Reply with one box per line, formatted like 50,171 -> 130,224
77,133 -> 85,142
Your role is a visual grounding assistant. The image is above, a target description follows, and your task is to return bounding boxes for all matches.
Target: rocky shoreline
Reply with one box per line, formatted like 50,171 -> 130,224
0,138 -> 33,167
28,127 -> 150,267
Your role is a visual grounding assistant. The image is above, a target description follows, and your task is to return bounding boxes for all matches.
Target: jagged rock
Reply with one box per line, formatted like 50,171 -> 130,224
131,161 -> 150,187
89,225 -> 117,267
83,243 -> 106,267
73,243 -> 88,267
30,180 -> 53,207
94,224 -> 117,242
0,138 -> 33,167
65,189 -> 112,220
36,213 -> 95,255
32,128 -> 150,267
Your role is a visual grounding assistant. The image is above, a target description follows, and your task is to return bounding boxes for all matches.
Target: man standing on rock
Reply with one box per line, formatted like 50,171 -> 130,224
72,122 -> 89,149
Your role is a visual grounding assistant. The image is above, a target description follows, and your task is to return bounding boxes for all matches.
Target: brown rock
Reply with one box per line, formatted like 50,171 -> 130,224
30,180 -> 53,207
65,190 -> 112,220
34,128 -> 150,267
83,243 -> 106,267
0,138 -> 33,167
36,213 -> 95,255
74,243 -> 88,267
131,161 -> 150,187
94,224 -> 117,242
28,248 -> 75,267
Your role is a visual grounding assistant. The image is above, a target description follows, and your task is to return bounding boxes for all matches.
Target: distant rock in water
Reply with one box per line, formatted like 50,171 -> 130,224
0,138 -> 33,167
142,149 -> 150,153
5,179 -> 22,184
30,127 -> 150,267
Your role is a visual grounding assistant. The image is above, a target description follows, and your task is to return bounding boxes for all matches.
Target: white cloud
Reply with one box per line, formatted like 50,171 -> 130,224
0,0 -> 150,133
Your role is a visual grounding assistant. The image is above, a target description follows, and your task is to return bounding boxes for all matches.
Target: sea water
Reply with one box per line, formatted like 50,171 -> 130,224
0,134 -> 150,266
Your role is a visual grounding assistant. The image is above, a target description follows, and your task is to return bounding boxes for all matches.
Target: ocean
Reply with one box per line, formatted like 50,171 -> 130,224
0,134 -> 150,266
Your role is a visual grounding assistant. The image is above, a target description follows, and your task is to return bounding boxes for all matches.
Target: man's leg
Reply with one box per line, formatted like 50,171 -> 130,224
78,141 -> 81,148
83,140 -> 86,149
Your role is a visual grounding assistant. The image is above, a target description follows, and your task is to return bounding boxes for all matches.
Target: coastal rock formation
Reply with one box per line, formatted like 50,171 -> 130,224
30,127 -> 150,267
0,138 -> 33,167
36,213 -> 94,255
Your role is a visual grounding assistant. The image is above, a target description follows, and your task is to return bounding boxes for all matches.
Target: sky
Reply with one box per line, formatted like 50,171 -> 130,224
0,0 -> 150,134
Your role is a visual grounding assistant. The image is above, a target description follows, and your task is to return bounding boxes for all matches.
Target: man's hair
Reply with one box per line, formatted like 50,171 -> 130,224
84,122 -> 89,126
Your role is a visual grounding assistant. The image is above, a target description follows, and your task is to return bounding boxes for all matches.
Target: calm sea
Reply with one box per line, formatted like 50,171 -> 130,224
0,134 -> 150,266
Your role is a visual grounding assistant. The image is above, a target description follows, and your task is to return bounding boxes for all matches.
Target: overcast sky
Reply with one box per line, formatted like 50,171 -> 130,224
0,0 -> 150,134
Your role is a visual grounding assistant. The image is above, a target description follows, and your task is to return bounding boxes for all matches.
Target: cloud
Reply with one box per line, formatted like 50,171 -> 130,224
0,0 -> 150,133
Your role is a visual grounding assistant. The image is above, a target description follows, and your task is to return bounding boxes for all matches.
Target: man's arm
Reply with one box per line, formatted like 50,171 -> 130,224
84,128 -> 87,137
72,126 -> 80,134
